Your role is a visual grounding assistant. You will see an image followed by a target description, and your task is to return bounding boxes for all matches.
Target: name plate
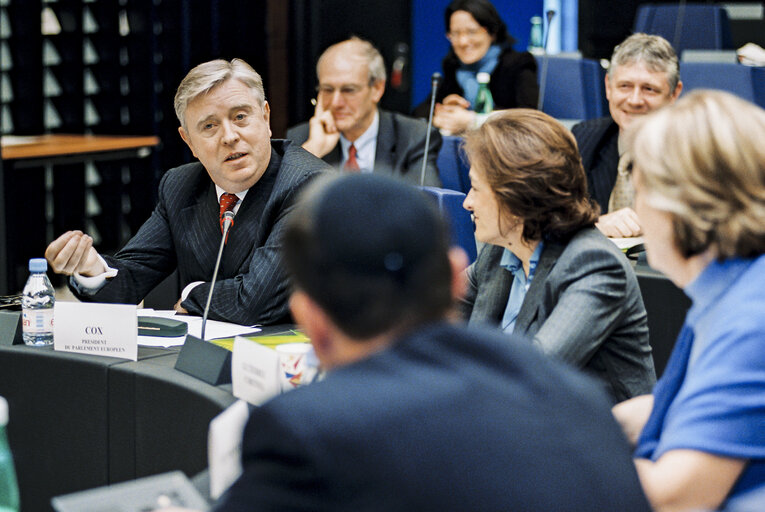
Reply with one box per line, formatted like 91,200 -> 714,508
54,302 -> 138,361
231,336 -> 280,406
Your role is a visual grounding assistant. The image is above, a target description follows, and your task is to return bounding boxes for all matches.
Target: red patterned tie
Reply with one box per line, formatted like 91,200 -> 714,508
344,143 -> 360,172
219,193 -> 238,232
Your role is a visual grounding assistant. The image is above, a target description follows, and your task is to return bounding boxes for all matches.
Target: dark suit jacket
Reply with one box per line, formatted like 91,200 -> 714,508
71,140 -> 329,325
213,322 -> 651,512
572,117 -> 620,214
286,109 -> 442,187
459,227 -> 656,402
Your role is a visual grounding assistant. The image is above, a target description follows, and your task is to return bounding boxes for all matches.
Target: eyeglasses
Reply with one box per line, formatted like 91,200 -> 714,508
316,83 -> 369,98
446,27 -> 488,41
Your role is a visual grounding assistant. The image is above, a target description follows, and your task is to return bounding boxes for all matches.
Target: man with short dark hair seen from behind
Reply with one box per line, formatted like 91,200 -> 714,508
44,58 -> 329,325
572,33 -> 682,238
287,37 -> 442,186
209,173 -> 651,511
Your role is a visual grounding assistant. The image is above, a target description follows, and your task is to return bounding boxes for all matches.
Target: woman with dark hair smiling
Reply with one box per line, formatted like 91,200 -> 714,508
415,0 -> 538,134
459,109 -> 655,403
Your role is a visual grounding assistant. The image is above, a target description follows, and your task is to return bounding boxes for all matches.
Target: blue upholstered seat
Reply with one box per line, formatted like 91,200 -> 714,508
634,4 -> 733,54
421,186 -> 477,263
535,56 -> 606,121
436,135 -> 471,195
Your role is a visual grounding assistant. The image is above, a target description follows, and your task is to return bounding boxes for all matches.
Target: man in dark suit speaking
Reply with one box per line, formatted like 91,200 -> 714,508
287,37 -> 442,187
44,59 -> 329,325
210,174 -> 650,511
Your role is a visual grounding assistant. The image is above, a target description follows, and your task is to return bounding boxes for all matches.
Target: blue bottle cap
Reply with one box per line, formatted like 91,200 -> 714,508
29,258 -> 48,272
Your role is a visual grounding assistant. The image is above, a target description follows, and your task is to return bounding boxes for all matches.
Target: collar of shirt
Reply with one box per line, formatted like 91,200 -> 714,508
339,109 -> 379,173
617,133 -> 626,157
500,241 -> 544,289
215,186 -> 248,215
684,257 -> 752,329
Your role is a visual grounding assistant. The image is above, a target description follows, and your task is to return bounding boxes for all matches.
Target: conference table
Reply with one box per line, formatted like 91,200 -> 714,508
0,259 -> 689,511
0,341 -> 235,512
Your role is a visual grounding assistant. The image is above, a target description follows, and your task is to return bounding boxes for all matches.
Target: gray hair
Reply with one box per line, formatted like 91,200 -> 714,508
317,37 -> 387,85
174,58 -> 266,129
609,33 -> 680,92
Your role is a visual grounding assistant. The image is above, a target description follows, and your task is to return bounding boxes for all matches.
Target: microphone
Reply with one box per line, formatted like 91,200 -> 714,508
536,9 -> 557,112
420,71 -> 442,187
200,210 -> 234,340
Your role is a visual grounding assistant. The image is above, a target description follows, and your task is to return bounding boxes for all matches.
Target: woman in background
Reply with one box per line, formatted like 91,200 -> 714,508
459,109 -> 655,403
613,90 -> 765,510
415,0 -> 538,134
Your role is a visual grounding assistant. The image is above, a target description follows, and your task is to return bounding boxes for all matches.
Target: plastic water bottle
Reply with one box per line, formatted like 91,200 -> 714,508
0,397 -> 20,512
474,72 -> 494,114
21,258 -> 55,346
528,16 -> 544,55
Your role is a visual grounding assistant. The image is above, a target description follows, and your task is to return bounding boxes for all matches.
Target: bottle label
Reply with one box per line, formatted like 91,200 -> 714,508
22,309 -> 54,334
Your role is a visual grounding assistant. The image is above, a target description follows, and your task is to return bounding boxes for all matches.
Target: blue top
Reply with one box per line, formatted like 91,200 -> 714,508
500,242 -> 543,333
635,255 -> 765,504
455,44 -> 502,108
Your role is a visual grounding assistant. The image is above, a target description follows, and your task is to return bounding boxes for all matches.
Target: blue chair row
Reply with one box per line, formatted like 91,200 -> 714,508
421,186 -> 477,264
681,62 -> 765,109
634,3 -> 733,55
535,56 -> 607,121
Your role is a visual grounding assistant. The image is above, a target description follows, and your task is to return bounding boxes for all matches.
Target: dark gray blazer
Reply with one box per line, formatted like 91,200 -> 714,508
286,109 -> 442,187
459,226 -> 656,402
70,140 -> 329,325
572,117 -> 620,214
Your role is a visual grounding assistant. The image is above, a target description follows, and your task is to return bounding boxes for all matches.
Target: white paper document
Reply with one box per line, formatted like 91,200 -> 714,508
136,310 -> 261,347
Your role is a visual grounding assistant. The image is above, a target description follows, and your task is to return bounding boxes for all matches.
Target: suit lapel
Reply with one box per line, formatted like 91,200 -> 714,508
515,240 -> 564,332
183,183 -> 223,278
374,110 -> 396,176
221,149 -> 281,275
474,245 -> 513,324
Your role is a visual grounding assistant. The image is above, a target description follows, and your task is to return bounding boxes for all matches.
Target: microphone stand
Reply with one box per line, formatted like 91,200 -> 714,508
200,210 -> 234,340
420,72 -> 442,187
536,10 -> 556,112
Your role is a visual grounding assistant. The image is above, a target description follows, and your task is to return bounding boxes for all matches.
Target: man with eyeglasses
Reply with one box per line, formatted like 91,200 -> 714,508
287,37 -> 442,186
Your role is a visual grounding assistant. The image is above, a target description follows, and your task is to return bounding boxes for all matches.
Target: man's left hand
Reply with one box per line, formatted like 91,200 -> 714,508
174,298 -> 188,314
595,208 -> 642,238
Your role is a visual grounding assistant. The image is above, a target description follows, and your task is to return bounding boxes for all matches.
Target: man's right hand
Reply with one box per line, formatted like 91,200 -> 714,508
301,97 -> 340,158
595,207 -> 642,238
45,230 -> 106,277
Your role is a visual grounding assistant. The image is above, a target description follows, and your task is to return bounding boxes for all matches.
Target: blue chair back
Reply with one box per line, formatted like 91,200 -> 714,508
754,68 -> 765,109
681,62 -> 758,104
421,186 -> 477,263
436,135 -> 471,194
634,4 -> 732,54
536,56 -> 606,121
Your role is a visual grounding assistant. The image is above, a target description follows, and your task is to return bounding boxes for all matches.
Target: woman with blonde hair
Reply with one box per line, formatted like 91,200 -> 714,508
459,109 -> 655,403
613,90 -> 765,510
